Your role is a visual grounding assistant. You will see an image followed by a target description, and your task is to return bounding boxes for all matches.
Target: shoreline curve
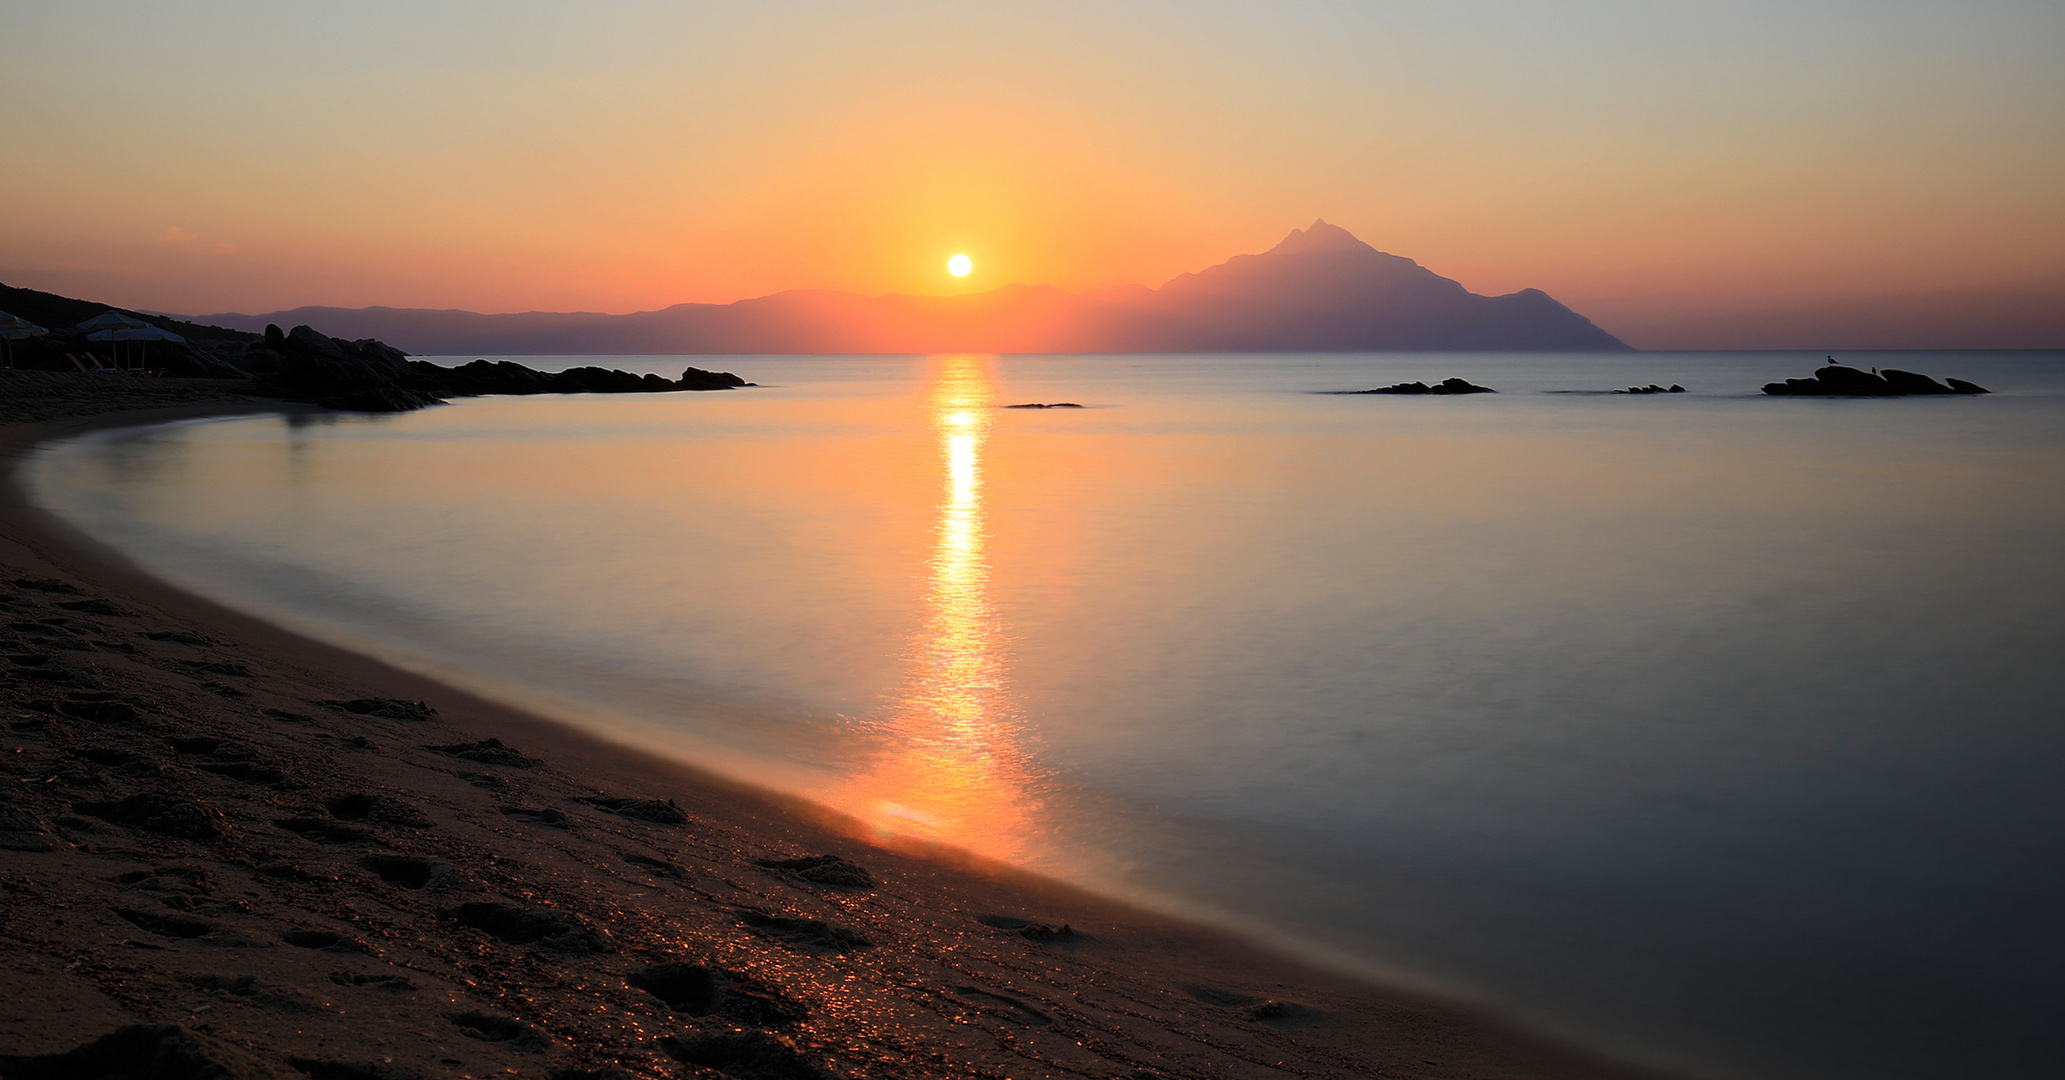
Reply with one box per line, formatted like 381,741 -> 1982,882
0,392 -> 1679,1080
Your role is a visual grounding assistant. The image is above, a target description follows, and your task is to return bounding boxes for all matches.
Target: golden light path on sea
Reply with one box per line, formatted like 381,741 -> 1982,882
828,354 -> 1042,860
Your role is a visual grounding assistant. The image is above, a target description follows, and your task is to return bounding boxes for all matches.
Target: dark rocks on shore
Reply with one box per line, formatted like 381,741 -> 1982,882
1614,384 -> 1685,394
1333,378 -> 1496,395
236,323 -> 753,413
1763,365 -> 1988,397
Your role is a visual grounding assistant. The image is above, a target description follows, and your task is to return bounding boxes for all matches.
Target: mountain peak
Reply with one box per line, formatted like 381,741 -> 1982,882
1268,218 -> 1373,256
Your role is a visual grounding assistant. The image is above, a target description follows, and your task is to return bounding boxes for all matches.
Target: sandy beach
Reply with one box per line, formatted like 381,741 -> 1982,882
0,375 -> 1666,1080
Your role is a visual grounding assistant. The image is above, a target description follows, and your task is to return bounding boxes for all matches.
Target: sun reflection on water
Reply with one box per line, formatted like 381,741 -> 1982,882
828,354 -> 1043,859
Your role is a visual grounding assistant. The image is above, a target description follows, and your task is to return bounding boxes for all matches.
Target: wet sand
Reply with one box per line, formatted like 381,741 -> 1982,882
0,379 -> 1672,1080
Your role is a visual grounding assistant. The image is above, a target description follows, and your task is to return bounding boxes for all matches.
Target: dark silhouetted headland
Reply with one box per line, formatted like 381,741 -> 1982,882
185,222 -> 1630,355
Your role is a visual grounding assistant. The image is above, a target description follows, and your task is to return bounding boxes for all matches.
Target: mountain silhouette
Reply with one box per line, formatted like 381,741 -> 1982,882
190,221 -> 1627,354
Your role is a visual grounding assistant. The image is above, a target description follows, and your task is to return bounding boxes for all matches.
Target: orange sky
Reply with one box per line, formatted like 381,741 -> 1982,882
3,2 -> 2060,347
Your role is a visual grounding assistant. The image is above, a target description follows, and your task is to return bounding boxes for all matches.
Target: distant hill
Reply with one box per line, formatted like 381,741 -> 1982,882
187,222 -> 1629,355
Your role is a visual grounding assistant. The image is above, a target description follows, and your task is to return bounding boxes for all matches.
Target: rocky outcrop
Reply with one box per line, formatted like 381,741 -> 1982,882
1332,377 -> 1496,395
248,324 -> 751,412
1763,365 -> 1988,397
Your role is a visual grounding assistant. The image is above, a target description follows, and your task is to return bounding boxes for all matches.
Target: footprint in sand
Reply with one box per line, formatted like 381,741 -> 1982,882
73,792 -> 220,840
659,1031 -> 825,1079
753,853 -> 872,888
952,986 -> 1053,1027
0,1025 -> 281,1080
629,962 -> 806,1027
736,909 -> 872,952
498,805 -> 569,828
447,1011 -> 550,1051
281,929 -> 369,953
975,913 -> 1078,942
359,854 -> 436,890
622,853 -> 684,877
440,901 -> 609,954
324,792 -> 431,828
322,697 -> 437,721
329,970 -> 415,992
113,907 -> 216,939
576,795 -> 687,825
424,738 -> 537,768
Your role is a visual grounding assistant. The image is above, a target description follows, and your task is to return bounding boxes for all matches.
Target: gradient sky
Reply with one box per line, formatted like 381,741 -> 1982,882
4,1 -> 2061,347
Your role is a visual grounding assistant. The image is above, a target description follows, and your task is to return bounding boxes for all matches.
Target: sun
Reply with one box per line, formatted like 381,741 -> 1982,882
947,253 -> 973,278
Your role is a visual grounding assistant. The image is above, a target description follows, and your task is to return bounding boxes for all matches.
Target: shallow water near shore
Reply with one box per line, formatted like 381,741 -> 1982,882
27,350 -> 2065,1080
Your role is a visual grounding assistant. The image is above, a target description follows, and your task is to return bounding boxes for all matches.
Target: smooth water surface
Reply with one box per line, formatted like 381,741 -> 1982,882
29,352 -> 2065,1079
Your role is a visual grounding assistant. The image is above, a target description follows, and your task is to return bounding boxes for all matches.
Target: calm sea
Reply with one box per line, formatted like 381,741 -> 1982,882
28,351 -> 2065,1080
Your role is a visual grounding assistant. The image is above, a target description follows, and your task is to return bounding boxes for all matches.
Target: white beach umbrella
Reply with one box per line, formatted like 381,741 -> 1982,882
75,310 -> 150,333
86,323 -> 184,371
0,312 -> 49,368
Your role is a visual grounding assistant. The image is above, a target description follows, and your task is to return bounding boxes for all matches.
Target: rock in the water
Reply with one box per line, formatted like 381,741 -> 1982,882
678,365 -> 750,390
1879,369 -> 1954,395
1338,377 -> 1495,395
1763,364 -> 1988,397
